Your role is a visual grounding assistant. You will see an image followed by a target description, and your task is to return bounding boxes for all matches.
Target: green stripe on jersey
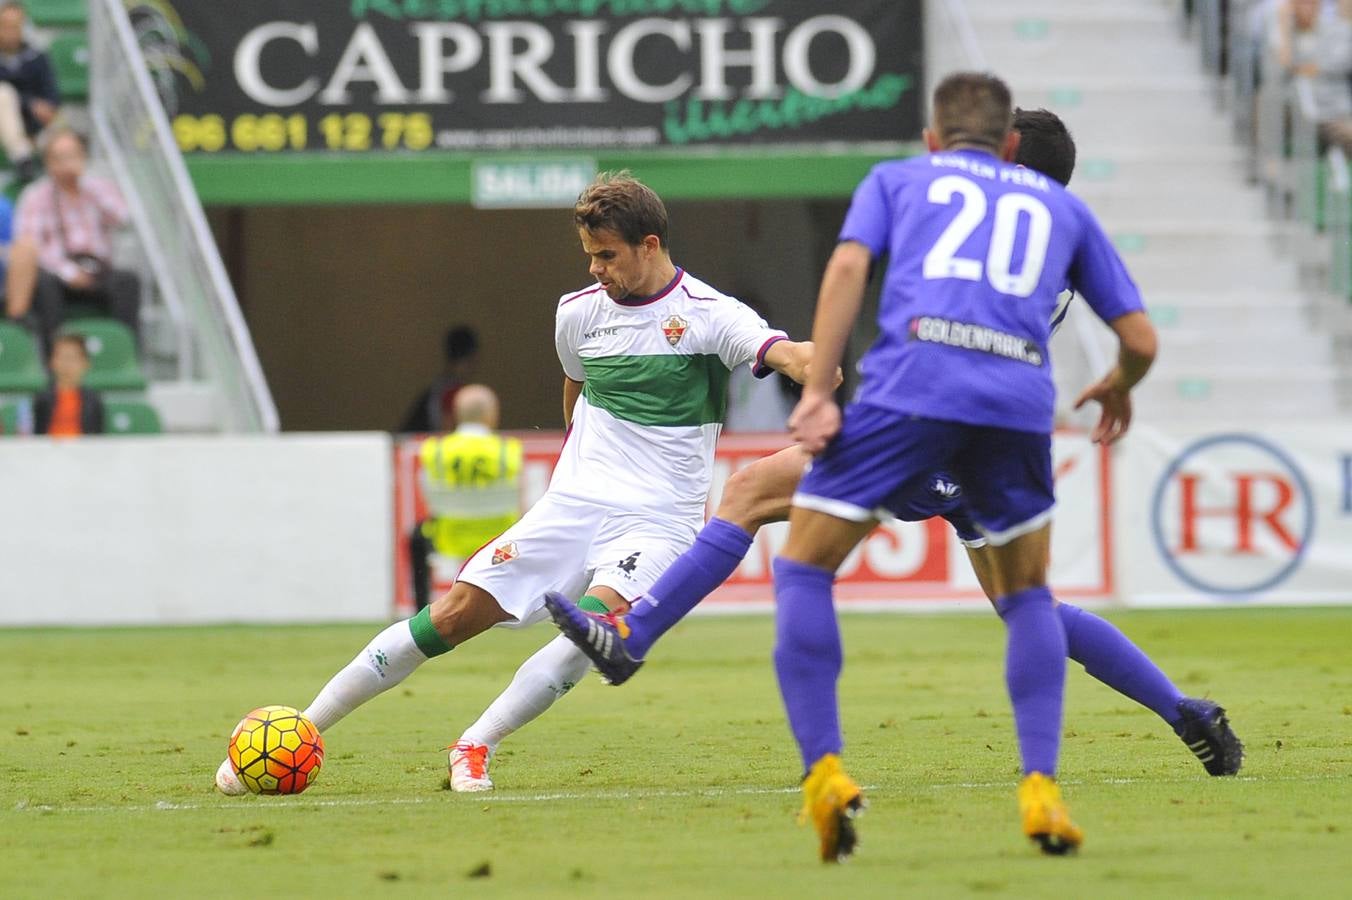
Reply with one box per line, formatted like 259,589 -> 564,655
582,354 -> 731,427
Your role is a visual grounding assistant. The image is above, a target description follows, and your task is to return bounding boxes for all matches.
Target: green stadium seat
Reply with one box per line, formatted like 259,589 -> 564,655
0,320 -> 47,392
0,401 -> 19,434
103,399 -> 162,435
62,318 -> 147,391
26,0 -> 87,28
49,33 -> 89,101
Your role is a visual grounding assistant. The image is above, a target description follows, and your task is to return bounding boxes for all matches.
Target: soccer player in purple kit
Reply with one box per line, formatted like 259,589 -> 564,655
776,72 -> 1156,860
546,106 -> 1242,817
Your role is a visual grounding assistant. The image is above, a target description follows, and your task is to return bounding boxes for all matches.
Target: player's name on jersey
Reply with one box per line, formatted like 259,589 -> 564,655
930,153 -> 1051,192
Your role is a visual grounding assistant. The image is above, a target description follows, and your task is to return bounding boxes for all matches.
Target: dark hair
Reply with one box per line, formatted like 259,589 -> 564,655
931,72 -> 1013,153
1013,108 -> 1077,187
443,325 -> 479,362
51,332 -> 89,359
573,170 -> 669,249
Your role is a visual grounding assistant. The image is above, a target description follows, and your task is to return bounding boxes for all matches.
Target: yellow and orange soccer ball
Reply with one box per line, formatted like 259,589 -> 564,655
226,705 -> 324,795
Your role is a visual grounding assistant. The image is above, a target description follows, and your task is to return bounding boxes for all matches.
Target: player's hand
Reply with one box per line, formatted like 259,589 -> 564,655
1074,373 -> 1133,445
29,99 -> 55,125
789,390 -> 842,455
65,270 -> 97,292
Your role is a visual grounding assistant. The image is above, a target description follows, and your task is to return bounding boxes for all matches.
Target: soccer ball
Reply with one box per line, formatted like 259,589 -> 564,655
226,705 -> 324,795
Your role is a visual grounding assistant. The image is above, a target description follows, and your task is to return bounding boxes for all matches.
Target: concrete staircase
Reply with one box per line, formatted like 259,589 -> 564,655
930,0 -> 1351,425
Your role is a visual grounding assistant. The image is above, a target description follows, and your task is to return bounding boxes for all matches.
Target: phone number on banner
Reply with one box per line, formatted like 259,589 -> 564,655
172,112 -> 435,153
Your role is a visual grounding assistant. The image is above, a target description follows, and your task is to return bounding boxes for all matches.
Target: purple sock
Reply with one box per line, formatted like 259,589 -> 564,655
624,518 -> 754,658
997,586 -> 1067,777
772,557 -> 843,773
1058,603 -> 1186,727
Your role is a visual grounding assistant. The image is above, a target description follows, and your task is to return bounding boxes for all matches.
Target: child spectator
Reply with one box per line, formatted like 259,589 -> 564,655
34,331 -> 103,436
0,1 -> 59,182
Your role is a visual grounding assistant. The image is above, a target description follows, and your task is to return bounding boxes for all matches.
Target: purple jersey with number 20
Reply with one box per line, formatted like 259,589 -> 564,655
840,149 -> 1145,434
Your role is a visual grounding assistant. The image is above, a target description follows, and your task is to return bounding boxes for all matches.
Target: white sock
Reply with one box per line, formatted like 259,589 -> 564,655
303,620 -> 429,732
458,635 -> 591,750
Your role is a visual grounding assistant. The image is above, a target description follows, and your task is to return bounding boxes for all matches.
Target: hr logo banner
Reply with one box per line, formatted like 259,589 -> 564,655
1151,434 -> 1315,595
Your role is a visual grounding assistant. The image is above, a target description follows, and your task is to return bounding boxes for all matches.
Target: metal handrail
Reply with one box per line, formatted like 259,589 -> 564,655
90,0 -> 278,432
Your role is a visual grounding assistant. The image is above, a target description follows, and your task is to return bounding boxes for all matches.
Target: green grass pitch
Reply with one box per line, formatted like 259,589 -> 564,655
3,607 -> 1351,898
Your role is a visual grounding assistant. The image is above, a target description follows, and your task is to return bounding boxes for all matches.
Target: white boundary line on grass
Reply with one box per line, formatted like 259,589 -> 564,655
10,773 -> 1349,816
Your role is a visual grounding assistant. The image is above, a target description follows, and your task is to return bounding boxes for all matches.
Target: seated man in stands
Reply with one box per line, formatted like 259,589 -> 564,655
6,128 -> 140,351
35,331 -> 103,436
0,1 -> 59,182
1272,0 -> 1352,151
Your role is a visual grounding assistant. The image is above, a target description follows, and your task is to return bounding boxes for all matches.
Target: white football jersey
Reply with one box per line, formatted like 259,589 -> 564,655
552,268 -> 787,525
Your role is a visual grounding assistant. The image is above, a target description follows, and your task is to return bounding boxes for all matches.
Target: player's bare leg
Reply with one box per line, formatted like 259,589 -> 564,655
715,445 -> 809,532
965,545 -> 1242,776
217,582 -> 511,795
774,506 -> 875,862
547,447 -> 809,683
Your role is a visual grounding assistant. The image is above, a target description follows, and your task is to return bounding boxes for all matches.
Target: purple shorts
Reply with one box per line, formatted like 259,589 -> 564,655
890,472 -> 985,547
794,404 -> 1054,546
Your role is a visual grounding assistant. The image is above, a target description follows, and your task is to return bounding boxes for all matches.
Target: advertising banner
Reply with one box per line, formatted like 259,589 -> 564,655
132,0 -> 923,155
393,431 -> 1113,614
1114,425 -> 1352,606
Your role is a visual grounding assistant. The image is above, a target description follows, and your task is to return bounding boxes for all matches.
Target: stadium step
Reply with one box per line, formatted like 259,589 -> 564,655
1135,368 -> 1345,420
1073,182 -> 1265,223
1070,181 -> 1260,222
1144,291 -> 1351,334
939,0 -> 1352,422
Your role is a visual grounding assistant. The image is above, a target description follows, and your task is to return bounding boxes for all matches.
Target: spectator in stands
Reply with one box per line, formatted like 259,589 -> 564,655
6,128 -> 140,351
409,385 -> 522,610
0,1 -> 59,183
399,324 -> 480,433
1273,0 -> 1352,150
34,331 -> 103,436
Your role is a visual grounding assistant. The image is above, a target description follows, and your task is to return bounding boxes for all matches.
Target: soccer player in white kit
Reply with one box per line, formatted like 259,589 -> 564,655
215,172 -> 818,795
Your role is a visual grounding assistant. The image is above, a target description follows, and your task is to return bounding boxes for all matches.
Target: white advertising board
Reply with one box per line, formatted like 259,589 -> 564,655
0,434 -> 393,625
1114,425 -> 1352,606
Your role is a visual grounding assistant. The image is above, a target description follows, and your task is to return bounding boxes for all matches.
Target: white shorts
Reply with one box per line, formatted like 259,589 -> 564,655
455,491 -> 698,629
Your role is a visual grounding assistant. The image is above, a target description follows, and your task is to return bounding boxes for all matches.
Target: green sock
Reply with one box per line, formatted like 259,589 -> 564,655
408,607 -> 453,657
578,595 -> 610,614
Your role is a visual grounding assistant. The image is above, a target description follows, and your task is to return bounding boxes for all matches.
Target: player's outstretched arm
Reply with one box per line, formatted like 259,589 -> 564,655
1074,311 -> 1157,445
761,340 -> 845,389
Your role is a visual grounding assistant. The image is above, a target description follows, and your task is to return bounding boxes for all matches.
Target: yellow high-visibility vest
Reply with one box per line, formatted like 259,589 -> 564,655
418,425 -> 523,558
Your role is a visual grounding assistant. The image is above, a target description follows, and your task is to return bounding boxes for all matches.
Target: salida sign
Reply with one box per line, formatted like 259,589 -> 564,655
138,0 -> 921,154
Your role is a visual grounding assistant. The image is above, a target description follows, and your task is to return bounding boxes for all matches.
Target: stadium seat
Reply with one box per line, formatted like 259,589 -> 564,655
103,399 -> 162,435
62,318 -> 147,391
0,321 -> 48,392
0,402 -> 19,434
49,33 -> 89,101
25,0 -> 87,28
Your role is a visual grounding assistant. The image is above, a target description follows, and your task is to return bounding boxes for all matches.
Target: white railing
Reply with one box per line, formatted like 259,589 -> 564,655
89,0 -> 278,432
1327,146 -> 1351,299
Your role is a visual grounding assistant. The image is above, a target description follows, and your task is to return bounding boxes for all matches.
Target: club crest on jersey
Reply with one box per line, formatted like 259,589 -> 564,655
491,542 -> 519,566
662,315 -> 689,346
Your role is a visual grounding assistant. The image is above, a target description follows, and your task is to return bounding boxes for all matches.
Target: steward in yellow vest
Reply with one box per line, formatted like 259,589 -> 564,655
409,385 -> 522,609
